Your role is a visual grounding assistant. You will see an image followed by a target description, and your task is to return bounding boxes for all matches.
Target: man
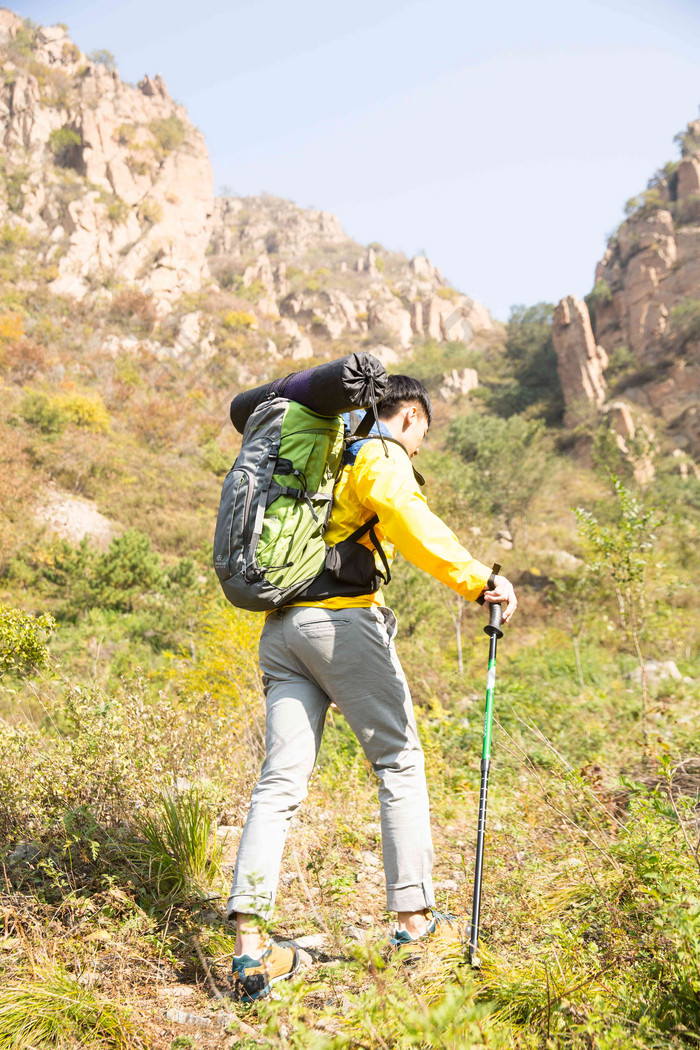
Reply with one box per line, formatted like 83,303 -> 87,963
228,375 -> 517,1001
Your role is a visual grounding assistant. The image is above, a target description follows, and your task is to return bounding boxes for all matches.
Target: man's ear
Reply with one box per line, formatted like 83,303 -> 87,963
401,406 -> 414,432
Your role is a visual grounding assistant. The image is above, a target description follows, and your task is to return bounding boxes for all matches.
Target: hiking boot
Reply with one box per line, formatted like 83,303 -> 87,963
390,910 -> 467,961
231,941 -> 300,1002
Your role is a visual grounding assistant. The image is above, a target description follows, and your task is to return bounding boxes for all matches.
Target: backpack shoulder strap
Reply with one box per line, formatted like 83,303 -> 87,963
347,434 -> 426,487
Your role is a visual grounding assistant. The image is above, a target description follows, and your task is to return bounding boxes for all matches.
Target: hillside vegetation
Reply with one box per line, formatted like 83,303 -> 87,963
1,13 -> 699,1050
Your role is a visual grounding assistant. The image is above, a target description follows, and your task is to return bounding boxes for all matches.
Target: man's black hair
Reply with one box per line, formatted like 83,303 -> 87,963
376,374 -> 433,426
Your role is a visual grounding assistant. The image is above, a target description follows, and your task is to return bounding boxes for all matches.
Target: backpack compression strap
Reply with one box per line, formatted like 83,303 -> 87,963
245,443 -> 280,582
344,515 -> 392,584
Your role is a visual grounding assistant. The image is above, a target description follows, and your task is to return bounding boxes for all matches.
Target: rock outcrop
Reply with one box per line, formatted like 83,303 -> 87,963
553,118 -> 700,458
0,13 -> 213,303
438,367 -> 479,400
552,296 -> 608,425
208,194 -> 493,361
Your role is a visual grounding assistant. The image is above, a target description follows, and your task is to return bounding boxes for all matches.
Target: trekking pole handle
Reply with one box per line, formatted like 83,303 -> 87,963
485,602 -> 504,639
483,562 -> 503,639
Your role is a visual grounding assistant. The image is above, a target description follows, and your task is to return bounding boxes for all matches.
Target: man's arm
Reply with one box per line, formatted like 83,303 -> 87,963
354,442 -> 496,604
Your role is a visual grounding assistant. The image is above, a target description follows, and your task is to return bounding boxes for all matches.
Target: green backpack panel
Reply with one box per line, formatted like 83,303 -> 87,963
214,398 -> 344,610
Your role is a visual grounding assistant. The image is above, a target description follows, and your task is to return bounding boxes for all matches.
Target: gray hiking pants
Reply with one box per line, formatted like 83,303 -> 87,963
228,605 -> 435,919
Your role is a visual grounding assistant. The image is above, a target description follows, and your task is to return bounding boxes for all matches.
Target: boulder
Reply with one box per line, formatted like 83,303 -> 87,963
463,297 -> 494,336
425,295 -> 492,343
368,299 -> 413,349
438,367 -> 478,400
545,549 -> 583,573
277,317 -> 313,360
243,253 -> 275,293
37,485 -> 117,549
628,660 -> 682,684
274,261 -> 290,296
410,255 -> 434,278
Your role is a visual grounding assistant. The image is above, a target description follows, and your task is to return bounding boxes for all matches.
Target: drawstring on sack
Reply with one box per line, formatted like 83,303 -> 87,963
367,375 -> 389,458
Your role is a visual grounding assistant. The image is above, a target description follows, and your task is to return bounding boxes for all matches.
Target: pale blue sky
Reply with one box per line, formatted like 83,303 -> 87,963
20,0 -> 700,319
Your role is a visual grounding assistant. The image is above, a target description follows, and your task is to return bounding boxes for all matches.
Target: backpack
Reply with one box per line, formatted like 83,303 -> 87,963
213,360 -> 391,612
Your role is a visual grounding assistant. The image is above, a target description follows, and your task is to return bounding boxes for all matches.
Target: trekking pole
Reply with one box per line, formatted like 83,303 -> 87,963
469,563 -> 503,968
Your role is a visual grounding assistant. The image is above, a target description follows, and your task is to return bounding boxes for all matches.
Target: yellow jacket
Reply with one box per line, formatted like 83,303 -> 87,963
291,437 -> 492,610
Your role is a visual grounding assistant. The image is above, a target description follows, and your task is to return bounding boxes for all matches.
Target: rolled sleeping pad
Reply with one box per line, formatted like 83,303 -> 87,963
229,352 -> 387,434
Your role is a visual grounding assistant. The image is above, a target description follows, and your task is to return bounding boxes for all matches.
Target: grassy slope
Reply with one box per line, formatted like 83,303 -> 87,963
1,221 -> 700,1048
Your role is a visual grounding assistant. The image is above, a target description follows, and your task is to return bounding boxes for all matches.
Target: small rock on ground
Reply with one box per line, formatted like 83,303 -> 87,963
165,1008 -> 235,1029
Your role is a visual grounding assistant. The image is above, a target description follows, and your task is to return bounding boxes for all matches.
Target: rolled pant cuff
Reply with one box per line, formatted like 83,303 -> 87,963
386,879 -> 435,914
227,892 -> 274,921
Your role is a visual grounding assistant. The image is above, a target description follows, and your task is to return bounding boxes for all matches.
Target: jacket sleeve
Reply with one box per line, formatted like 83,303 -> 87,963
353,442 -> 493,602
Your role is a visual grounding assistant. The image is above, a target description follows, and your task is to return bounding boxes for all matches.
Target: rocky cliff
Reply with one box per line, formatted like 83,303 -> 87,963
553,119 -> 700,461
0,10 -> 213,303
207,195 -> 493,367
0,10 -> 493,379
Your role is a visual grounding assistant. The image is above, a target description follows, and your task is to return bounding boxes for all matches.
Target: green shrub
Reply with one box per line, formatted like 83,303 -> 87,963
37,66 -> 73,108
575,477 -> 665,744
88,48 -> 116,71
105,196 -> 129,225
449,411 -> 551,547
624,187 -> 666,219
137,198 -> 163,225
490,302 -> 564,426
587,277 -> 613,305
5,20 -> 38,61
57,390 -> 110,432
112,123 -> 136,147
126,156 -> 149,177
221,309 -> 255,330
20,391 -> 69,435
671,192 -> 700,226
91,530 -> 165,612
148,116 -> 186,155
0,162 -> 30,215
42,538 -> 98,616
668,297 -> 700,348
199,439 -> 230,476
130,790 -> 224,901
604,344 -> 636,382
42,531 -> 169,617
47,127 -> 82,168
673,125 -> 700,158
237,278 -> 266,302
0,604 -> 55,679
20,390 -> 110,435
0,681 -> 230,839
